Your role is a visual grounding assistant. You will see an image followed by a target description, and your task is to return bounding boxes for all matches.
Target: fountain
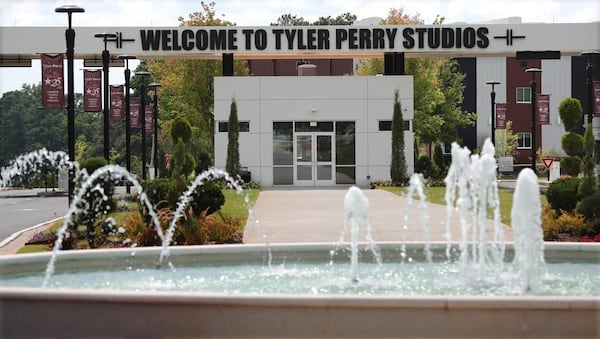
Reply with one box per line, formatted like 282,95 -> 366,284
0,145 -> 599,338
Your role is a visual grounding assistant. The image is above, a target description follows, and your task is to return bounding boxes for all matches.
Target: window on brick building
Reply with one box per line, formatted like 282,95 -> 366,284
517,132 -> 532,149
516,87 -> 531,103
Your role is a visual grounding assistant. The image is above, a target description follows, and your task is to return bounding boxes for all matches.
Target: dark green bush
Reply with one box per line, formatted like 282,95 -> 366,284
560,156 -> 582,176
561,133 -> 583,156
576,192 -> 600,224
415,155 -> 433,178
79,157 -> 107,175
546,177 -> 581,213
189,181 -> 225,215
145,178 -> 176,208
576,192 -> 600,221
195,151 -> 212,174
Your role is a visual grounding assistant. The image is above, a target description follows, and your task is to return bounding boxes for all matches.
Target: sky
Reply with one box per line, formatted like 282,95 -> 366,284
1,0 -> 599,95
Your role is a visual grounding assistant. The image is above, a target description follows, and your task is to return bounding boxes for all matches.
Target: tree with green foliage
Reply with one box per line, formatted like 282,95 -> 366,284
356,10 -> 474,149
270,13 -> 309,26
390,90 -> 408,185
147,1 -> 248,165
271,12 -> 356,26
0,84 -> 69,165
226,97 -> 241,177
495,120 -> 518,158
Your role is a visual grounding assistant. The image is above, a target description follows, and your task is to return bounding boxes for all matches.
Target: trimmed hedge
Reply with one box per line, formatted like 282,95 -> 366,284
546,177 -> 581,213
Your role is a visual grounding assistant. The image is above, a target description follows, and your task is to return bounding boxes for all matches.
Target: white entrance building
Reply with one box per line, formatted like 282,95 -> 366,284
213,75 -> 414,187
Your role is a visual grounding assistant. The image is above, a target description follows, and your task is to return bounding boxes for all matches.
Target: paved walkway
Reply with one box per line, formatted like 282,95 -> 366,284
243,188 -> 513,244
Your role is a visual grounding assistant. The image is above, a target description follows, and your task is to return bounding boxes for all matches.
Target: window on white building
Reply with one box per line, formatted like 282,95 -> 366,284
516,87 -> 531,103
378,120 -> 410,131
517,132 -> 532,149
217,121 -> 250,132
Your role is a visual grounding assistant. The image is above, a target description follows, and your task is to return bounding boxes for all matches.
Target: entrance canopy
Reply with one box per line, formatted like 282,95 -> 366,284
1,23 -> 599,64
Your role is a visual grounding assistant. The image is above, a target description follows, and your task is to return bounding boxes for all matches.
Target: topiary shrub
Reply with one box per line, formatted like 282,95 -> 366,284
561,132 -> 584,156
170,117 -> 193,145
189,181 -> 225,215
558,97 -> 582,132
546,177 -> 581,213
560,156 -> 582,177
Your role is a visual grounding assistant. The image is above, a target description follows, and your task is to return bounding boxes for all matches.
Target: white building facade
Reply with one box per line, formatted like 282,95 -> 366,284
213,76 -> 414,187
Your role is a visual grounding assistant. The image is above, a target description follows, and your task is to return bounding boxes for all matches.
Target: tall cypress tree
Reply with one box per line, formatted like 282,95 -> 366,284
226,97 -> 241,177
390,90 -> 408,185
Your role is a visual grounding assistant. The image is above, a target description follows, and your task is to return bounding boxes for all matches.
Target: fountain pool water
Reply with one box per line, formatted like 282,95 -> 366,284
1,143 -> 599,338
0,243 -> 598,337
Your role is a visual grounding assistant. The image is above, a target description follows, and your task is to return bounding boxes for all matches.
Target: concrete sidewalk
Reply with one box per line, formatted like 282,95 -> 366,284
243,188 -> 513,244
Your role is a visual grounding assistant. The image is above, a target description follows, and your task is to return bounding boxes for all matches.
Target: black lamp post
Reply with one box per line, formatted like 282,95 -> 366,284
581,51 -> 600,163
526,68 -> 542,174
117,54 -> 136,193
94,32 -> 117,163
148,82 -> 161,179
486,80 -> 500,146
135,70 -> 151,181
55,4 -> 84,202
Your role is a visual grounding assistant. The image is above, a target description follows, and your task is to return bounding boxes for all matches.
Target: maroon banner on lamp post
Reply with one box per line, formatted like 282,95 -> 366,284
110,85 -> 124,121
41,54 -> 64,108
594,81 -> 600,117
130,97 -> 141,129
495,103 -> 507,129
537,94 -> 550,125
83,70 -> 102,112
145,105 -> 154,133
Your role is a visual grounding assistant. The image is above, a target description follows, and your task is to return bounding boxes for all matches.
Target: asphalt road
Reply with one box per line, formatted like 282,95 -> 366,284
0,193 -> 68,243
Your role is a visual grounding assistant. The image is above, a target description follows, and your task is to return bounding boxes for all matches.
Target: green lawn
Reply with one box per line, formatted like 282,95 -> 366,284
379,186 -> 547,227
220,189 -> 260,221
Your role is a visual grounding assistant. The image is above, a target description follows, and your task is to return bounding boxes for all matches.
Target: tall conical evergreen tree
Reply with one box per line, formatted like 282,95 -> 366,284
226,97 -> 241,177
390,90 -> 408,185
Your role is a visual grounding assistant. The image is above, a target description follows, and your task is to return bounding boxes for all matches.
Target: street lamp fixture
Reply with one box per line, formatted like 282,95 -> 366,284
581,51 -> 600,163
55,4 -> 84,202
117,54 -> 136,193
147,82 -> 161,179
486,80 -> 500,146
94,32 -> 117,163
134,70 -> 151,181
526,67 -> 542,174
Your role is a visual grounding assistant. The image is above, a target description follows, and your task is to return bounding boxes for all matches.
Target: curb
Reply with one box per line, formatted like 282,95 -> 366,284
0,217 -> 63,249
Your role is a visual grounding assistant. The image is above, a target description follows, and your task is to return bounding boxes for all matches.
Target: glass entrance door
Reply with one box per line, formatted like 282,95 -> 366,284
294,132 -> 334,186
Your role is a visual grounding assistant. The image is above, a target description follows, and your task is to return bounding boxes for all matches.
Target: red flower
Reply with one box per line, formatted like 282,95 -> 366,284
594,235 -> 600,242
580,236 -> 592,242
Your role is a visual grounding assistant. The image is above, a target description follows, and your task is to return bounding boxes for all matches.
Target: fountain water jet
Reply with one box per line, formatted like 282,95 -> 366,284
511,168 -> 546,292
334,186 -> 381,282
404,173 -> 431,262
0,148 -> 78,189
444,139 -> 504,282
